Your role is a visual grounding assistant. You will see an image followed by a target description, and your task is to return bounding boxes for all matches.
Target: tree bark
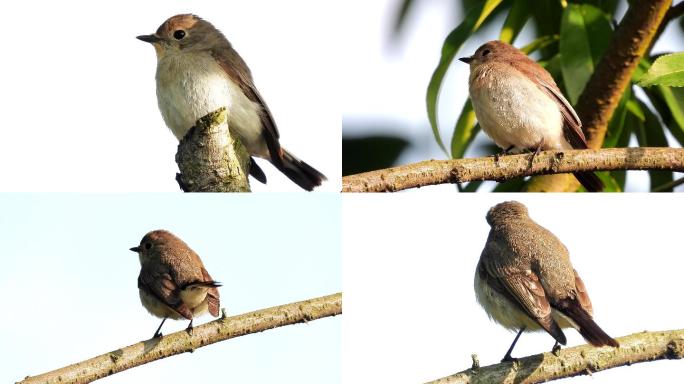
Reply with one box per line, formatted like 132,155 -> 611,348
17,293 -> 342,384
175,107 -> 251,192
341,147 -> 684,192
425,329 -> 684,384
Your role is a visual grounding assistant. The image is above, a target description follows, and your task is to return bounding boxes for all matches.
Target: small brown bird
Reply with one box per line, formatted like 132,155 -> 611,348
130,230 -> 221,338
137,14 -> 327,191
460,41 -> 603,192
475,201 -> 618,362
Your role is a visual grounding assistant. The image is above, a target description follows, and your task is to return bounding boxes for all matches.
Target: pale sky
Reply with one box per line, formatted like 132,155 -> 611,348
0,0 -> 340,192
344,193 -> 684,383
0,194 -> 341,383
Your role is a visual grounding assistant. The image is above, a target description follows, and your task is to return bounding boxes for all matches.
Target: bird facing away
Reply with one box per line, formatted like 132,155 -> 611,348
475,201 -> 618,362
131,230 -> 221,338
137,14 -> 327,191
460,40 -> 603,192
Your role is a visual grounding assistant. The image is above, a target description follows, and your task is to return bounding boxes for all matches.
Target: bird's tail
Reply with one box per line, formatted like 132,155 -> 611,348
275,148 -> 327,191
573,172 -> 603,192
562,302 -> 619,347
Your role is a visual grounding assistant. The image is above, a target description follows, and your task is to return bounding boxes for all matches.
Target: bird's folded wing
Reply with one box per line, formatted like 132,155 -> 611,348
201,267 -> 221,317
485,259 -> 566,344
536,77 -> 589,149
138,272 -> 193,319
572,268 -> 594,315
213,50 -> 283,165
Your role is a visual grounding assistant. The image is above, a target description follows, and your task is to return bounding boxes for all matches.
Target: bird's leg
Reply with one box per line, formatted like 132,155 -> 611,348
186,319 -> 194,335
501,327 -> 526,363
551,341 -> 561,356
494,145 -> 515,162
528,138 -> 545,167
153,317 -> 167,339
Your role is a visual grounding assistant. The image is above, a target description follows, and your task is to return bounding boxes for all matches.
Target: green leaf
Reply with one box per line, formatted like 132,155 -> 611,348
460,180 -> 484,192
642,85 -> 684,146
603,85 -> 631,148
426,0 -> 504,156
635,101 -> 673,191
637,53 -> 684,87
559,4 -> 612,103
492,178 -> 527,192
520,35 -> 559,55
392,0 -> 415,35
342,136 -> 409,176
500,0 -> 530,44
450,100 -> 479,159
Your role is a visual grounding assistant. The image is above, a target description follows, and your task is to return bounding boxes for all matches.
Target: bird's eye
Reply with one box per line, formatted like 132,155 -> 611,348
144,242 -> 152,250
173,30 -> 186,40
482,49 -> 491,57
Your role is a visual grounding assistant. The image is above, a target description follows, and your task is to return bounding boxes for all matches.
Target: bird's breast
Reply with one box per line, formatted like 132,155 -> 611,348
154,52 -> 265,155
469,64 -> 567,151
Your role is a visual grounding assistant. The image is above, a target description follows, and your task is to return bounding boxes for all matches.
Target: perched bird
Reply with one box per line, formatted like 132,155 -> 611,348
131,230 -> 221,338
138,14 -> 326,191
475,201 -> 618,362
460,41 -> 603,192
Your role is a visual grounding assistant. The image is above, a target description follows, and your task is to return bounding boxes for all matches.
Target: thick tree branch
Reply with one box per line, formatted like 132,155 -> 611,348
425,329 -> 684,384
577,0 -> 670,149
527,0 -> 671,192
18,293 -> 342,384
341,147 -> 684,192
175,107 -> 251,192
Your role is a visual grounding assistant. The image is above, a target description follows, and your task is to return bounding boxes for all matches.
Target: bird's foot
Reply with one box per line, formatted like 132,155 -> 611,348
551,342 -> 562,356
501,354 -> 518,363
152,331 -> 163,339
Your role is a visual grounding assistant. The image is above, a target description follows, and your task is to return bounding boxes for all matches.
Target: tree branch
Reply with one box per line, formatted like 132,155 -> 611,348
175,107 -> 251,192
527,0 -> 671,192
425,329 -> 684,384
577,0 -> 670,149
341,147 -> 684,192
17,293 -> 342,384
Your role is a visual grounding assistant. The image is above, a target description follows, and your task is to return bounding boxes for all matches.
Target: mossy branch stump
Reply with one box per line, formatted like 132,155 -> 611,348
175,108 -> 251,192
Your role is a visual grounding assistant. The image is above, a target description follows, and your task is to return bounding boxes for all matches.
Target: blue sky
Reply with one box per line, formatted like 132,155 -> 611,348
0,194 -> 341,383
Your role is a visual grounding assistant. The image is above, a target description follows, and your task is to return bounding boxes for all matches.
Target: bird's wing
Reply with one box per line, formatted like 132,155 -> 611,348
138,271 -> 193,319
535,77 -> 589,149
573,268 -> 594,315
483,256 -> 566,344
201,267 -> 221,317
212,49 -> 283,165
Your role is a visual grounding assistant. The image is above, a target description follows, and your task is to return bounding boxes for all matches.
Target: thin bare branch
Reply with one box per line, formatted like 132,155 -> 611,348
426,329 -> 684,384
342,147 -> 684,192
18,293 -> 342,384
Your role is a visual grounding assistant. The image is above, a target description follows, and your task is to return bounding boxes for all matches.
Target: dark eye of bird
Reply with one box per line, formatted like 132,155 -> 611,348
482,49 -> 491,57
173,30 -> 186,40
144,242 -> 152,250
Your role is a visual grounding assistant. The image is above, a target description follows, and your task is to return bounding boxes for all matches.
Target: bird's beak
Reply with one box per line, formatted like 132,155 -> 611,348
459,56 -> 473,64
130,246 -> 141,253
136,34 -> 162,44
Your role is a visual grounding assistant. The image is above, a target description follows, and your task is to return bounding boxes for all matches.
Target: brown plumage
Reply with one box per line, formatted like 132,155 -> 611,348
475,201 -> 617,362
138,14 -> 327,191
460,40 -> 603,192
131,229 -> 221,338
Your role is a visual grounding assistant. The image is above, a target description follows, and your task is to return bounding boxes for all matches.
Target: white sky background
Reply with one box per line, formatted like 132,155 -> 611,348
0,194 -> 341,383
0,0 -> 340,192
343,193 -> 684,383
342,0 -> 684,192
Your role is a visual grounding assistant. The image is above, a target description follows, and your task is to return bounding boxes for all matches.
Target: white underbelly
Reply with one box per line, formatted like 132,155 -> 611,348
470,70 -> 568,152
155,53 -> 269,157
